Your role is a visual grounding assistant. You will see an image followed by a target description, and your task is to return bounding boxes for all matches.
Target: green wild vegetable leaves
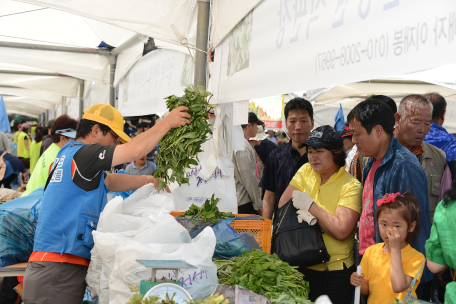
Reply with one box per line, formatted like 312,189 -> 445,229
214,250 -> 311,304
183,194 -> 235,225
154,85 -> 214,192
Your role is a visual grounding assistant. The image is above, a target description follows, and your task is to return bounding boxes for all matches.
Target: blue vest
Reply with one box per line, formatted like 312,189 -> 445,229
33,141 -> 108,259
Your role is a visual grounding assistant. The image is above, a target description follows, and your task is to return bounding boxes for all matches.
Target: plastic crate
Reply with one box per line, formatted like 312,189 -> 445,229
171,212 -> 272,254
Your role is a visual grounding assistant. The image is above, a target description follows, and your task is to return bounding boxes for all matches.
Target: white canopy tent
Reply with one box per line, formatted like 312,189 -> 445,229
0,0 -> 143,120
311,63 -> 456,133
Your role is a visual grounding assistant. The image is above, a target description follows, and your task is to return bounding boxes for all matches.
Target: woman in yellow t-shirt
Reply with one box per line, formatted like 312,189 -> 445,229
350,192 -> 425,304
278,126 -> 362,304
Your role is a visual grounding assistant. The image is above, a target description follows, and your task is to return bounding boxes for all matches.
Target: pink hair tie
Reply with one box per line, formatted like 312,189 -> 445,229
376,192 -> 404,207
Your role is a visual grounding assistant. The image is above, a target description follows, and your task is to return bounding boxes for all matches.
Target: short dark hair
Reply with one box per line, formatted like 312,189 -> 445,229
424,93 -> 447,120
369,95 -> 397,114
76,119 -> 111,140
285,97 -> 313,120
347,99 -> 395,135
306,145 -> 345,168
124,122 -> 130,128
51,115 -> 78,143
375,192 -> 421,243
34,126 -> 45,143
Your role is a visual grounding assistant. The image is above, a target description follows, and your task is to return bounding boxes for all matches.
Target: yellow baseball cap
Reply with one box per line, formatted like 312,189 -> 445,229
82,104 -> 131,143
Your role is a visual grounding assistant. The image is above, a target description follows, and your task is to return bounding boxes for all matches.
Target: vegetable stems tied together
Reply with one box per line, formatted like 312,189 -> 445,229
154,85 -> 214,192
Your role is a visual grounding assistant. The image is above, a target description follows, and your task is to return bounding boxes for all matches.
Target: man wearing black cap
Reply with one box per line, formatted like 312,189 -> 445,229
231,112 -> 263,214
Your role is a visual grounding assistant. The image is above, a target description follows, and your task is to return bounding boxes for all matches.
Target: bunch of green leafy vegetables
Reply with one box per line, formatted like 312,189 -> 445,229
214,249 -> 311,304
183,194 -> 235,225
154,85 -> 214,192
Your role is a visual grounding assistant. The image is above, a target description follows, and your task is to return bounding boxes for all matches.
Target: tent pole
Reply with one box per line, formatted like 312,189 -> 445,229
109,57 -> 116,107
111,34 -> 143,56
194,0 -> 210,89
0,41 -> 108,56
79,80 -> 84,120
62,97 -> 66,115
0,70 -> 63,77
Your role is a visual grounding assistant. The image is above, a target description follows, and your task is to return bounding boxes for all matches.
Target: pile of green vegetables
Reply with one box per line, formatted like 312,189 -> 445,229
154,85 -> 214,192
214,249 -> 311,304
183,194 -> 235,225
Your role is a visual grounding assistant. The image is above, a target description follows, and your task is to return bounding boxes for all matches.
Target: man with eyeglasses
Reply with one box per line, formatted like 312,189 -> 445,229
22,104 -> 191,304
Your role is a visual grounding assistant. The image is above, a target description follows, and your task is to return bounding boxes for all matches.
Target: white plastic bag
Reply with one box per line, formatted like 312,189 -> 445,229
171,163 -> 237,213
86,196 -> 124,296
108,227 -> 218,304
122,184 -> 175,217
96,215 -> 190,304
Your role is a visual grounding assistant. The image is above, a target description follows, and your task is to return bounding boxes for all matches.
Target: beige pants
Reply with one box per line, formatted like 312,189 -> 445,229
22,262 -> 87,304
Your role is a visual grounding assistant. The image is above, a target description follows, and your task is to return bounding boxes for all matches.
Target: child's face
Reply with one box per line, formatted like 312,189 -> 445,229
378,209 -> 415,245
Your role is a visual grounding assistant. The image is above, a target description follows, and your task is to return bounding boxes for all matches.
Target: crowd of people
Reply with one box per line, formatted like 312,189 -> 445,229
1,94 -> 454,304
232,94 -> 455,304
0,116 -> 159,196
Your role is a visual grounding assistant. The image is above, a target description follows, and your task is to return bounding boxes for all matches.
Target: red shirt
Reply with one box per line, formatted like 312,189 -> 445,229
359,158 -> 382,255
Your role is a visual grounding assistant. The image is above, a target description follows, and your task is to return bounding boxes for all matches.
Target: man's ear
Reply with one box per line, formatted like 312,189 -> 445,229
394,112 -> 401,125
374,124 -> 383,138
442,110 -> 446,122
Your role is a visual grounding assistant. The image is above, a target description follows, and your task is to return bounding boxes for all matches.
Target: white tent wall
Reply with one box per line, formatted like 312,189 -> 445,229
55,104 -> 62,117
66,97 -> 80,120
0,47 -> 110,84
0,87 -> 63,104
117,48 -> 191,117
3,96 -> 55,111
0,74 -> 79,97
113,39 -> 145,87
84,82 -> 110,110
210,0 -> 261,49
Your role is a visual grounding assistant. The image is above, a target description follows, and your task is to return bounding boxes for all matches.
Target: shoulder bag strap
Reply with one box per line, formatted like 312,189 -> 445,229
273,201 -> 291,238
44,157 -> 62,192
407,261 -> 426,293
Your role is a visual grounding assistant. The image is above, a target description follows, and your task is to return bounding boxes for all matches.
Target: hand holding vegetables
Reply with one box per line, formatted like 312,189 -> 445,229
154,85 -> 214,192
162,106 -> 191,129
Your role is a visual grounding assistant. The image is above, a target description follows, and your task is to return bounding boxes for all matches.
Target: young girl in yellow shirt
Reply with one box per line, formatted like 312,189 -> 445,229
350,192 -> 425,304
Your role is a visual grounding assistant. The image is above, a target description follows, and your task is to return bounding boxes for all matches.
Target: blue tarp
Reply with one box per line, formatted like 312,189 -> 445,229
0,187 -> 43,267
0,95 -> 11,133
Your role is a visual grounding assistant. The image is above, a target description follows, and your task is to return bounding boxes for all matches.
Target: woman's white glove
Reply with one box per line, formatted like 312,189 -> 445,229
296,210 -> 317,226
292,190 -> 314,211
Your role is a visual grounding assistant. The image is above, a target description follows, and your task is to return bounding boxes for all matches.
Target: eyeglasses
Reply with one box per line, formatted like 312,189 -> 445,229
108,130 -> 120,144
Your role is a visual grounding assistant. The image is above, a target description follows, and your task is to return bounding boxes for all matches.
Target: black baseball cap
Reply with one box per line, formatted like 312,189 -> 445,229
298,125 -> 344,149
248,112 -> 263,125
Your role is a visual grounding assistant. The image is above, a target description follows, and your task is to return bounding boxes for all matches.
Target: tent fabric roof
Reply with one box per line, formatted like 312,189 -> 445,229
312,78 -> 456,133
0,0 -> 140,118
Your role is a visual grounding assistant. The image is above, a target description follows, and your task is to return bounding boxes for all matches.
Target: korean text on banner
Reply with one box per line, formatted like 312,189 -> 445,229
249,95 -> 284,129
212,0 -> 456,103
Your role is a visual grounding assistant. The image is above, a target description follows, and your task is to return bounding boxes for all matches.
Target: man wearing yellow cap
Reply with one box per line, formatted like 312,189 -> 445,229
22,104 -> 191,304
